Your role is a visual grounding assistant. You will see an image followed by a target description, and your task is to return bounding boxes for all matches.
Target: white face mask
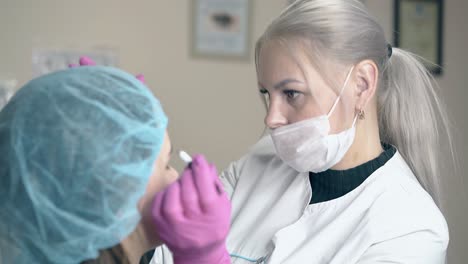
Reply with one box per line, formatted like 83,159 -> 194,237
270,66 -> 357,173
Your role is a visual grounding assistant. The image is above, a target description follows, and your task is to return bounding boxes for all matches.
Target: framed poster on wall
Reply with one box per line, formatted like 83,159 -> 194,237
191,0 -> 252,60
394,0 -> 444,75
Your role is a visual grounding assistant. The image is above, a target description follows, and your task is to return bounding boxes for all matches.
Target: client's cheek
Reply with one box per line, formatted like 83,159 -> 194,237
164,168 -> 179,186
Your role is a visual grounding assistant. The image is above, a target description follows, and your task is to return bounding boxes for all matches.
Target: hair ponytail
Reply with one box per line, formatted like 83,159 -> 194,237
379,48 -> 454,205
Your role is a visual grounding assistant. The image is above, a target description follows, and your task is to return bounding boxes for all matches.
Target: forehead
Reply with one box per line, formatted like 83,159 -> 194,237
257,40 -> 330,90
257,41 -> 304,81
161,131 -> 171,153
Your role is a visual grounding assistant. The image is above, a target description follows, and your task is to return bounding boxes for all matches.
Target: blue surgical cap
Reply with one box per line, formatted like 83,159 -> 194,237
0,66 -> 168,263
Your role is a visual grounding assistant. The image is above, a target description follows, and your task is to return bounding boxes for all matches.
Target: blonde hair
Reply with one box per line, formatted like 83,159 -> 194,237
255,0 -> 455,205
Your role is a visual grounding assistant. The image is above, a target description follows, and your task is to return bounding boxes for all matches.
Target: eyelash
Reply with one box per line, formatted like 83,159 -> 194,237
259,89 -> 301,102
283,89 -> 300,99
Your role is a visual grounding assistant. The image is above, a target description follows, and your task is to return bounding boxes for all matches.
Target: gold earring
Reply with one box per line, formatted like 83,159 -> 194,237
358,109 -> 365,120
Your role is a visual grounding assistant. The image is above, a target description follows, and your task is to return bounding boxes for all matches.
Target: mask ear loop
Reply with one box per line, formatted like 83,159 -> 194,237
327,65 -> 355,118
351,113 -> 359,127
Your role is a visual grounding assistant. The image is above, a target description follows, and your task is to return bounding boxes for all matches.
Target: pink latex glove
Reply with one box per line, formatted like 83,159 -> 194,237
151,155 -> 232,264
69,56 -> 146,83
68,56 -> 96,67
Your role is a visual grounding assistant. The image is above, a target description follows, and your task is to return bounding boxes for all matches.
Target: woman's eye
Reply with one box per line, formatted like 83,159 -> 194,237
283,90 -> 300,100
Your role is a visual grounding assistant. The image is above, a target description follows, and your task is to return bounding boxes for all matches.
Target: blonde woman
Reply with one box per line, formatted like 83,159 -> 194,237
153,0 -> 452,263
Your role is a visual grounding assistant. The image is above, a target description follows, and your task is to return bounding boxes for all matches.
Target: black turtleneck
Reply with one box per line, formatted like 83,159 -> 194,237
309,143 -> 396,204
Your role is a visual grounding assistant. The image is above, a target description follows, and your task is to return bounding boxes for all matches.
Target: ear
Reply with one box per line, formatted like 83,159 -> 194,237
353,60 -> 379,111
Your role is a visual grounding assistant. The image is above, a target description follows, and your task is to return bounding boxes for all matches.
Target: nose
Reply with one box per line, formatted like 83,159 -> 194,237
265,101 -> 288,129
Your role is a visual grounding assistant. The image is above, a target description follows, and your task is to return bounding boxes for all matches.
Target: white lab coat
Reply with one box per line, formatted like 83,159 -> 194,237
151,136 -> 448,264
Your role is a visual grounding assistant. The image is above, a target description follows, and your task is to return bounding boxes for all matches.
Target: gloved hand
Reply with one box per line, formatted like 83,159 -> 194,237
68,56 -> 145,83
151,155 -> 232,264
68,56 -> 96,67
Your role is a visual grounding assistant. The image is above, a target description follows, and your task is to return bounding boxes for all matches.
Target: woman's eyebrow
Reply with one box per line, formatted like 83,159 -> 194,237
274,79 -> 304,89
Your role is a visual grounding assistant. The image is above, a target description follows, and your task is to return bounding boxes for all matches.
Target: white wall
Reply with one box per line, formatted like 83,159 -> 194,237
1,0 -> 466,262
